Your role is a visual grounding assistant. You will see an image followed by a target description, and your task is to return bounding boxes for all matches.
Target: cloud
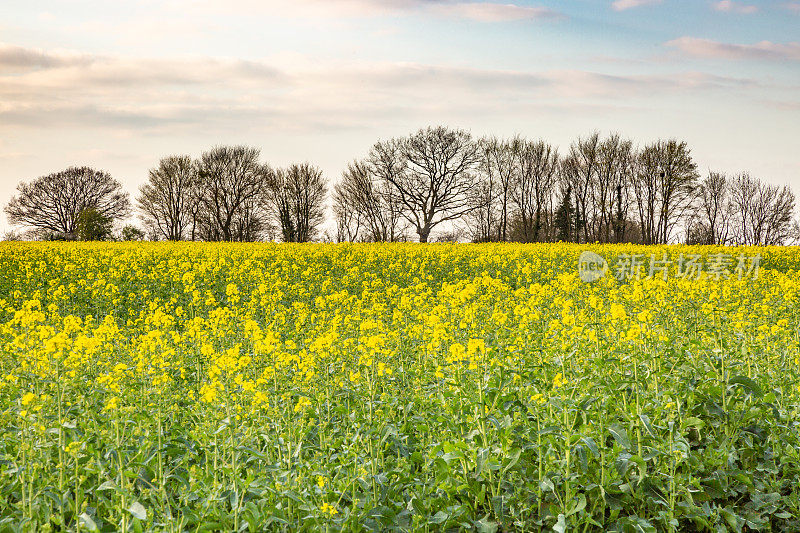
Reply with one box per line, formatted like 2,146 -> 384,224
785,2 -> 800,13
764,99 -> 800,110
611,0 -> 662,11
0,43 -> 768,136
192,0 -> 562,22
0,44 -> 286,86
428,2 -> 561,22
2,39 -> 797,233
0,43 -> 92,71
713,1 -> 758,13
666,37 -> 800,60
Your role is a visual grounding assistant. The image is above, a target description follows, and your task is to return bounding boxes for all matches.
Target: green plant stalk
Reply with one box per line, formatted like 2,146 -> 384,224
537,414 -> 543,518
20,418 -> 28,521
634,359 -> 642,460
668,420 -> 676,532
564,405 -> 571,519
115,414 -> 127,532
75,456 -> 81,532
599,413 -> 606,528
225,385 -> 239,532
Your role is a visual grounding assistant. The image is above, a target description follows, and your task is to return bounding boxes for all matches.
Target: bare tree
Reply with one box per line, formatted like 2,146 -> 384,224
690,171 -> 731,245
656,140 -> 699,243
729,172 -> 759,246
333,160 -> 404,242
232,197 -> 274,242
462,175 -> 498,243
555,134 -> 638,243
729,172 -> 795,245
137,155 -> 197,241
593,135 -> 634,243
381,126 -> 481,242
561,133 -> 600,243
265,163 -> 327,242
194,146 -> 271,242
5,166 -> 130,238
633,140 -> 698,244
2,230 -> 23,241
512,139 -> 559,242
789,219 -> 800,246
332,171 -> 366,243
632,146 -> 659,245
477,136 -> 519,241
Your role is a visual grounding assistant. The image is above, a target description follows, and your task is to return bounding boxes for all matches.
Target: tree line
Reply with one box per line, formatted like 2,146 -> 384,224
4,126 -> 798,245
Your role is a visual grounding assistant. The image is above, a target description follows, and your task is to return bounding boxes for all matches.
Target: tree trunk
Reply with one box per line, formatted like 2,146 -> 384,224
418,227 -> 430,243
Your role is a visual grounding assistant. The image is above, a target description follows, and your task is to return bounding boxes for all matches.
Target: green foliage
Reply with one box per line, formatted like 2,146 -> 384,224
75,208 -> 113,241
555,186 -> 574,242
121,225 -> 146,241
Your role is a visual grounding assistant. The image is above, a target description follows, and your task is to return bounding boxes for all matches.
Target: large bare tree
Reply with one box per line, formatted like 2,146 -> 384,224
195,145 -> 271,242
381,126 -> 481,242
265,163 -> 327,243
5,166 -> 130,238
137,155 -> 197,241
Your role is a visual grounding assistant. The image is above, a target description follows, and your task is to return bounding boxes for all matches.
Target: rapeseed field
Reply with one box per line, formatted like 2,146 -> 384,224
1,243 -> 799,531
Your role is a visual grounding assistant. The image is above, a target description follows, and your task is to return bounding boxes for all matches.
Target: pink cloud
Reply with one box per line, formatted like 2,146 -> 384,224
611,0 -> 661,11
429,3 -> 561,22
666,37 -> 800,61
713,1 -> 758,13
201,0 -> 562,22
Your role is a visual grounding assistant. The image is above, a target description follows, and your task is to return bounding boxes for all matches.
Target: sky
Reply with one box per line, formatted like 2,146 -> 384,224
1,0 -> 799,234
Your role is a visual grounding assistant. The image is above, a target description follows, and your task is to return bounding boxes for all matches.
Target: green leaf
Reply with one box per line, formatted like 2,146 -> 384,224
566,493 -> 586,517
476,516 -> 498,533
728,376 -> 763,397
720,508 -> 742,533
442,451 -> 465,464
638,414 -> 657,438
581,437 -> 599,458
430,511 -> 448,524
615,452 -> 634,477
501,448 -> 521,476
127,502 -> 147,521
78,513 -> 99,531
608,423 -> 631,450
632,517 -> 657,533
553,513 -> 567,533
96,480 -> 117,491
683,416 -> 705,429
